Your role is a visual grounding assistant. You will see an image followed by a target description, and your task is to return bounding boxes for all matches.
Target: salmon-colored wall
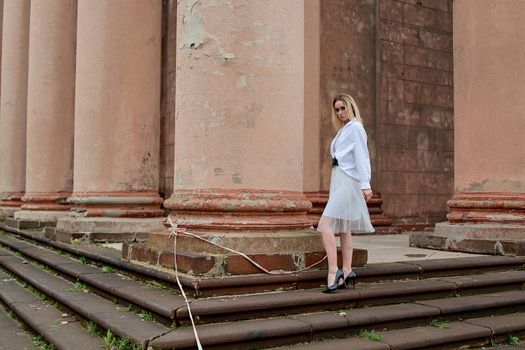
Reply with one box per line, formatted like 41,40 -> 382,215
454,0 -> 525,193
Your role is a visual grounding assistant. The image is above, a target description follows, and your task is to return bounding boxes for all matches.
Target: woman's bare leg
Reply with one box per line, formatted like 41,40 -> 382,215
320,231 -> 338,285
340,232 -> 353,277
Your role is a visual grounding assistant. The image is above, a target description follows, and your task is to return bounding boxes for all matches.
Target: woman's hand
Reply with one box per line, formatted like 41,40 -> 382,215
362,189 -> 373,202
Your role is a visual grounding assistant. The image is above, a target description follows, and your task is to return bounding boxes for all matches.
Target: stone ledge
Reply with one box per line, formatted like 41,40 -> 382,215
410,226 -> 525,256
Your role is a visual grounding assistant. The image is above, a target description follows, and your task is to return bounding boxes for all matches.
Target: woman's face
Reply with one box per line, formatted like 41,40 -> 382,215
334,100 -> 349,122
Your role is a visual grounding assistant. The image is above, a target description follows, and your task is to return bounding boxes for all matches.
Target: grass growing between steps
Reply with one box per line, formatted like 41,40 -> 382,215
359,329 -> 383,341
103,330 -> 141,350
32,335 -> 55,350
507,335 -> 520,345
429,319 -> 450,329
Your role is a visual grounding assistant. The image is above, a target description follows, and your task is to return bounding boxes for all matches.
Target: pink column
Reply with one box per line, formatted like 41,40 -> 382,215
415,0 -> 525,254
128,0 -> 329,277
13,0 -> 76,224
55,0 -> 164,242
0,0 -> 30,216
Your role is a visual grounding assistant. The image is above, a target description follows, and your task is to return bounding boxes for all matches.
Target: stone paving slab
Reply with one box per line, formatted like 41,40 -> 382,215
276,337 -> 390,350
345,302 -> 440,326
0,271 -> 104,350
0,234 -> 34,251
117,284 -> 185,319
354,262 -> 422,280
416,290 -> 525,314
149,318 -> 312,349
485,343 -> 525,349
0,276 -> 41,306
466,313 -> 525,335
439,271 -> 525,290
403,256 -> 525,273
0,307 -> 36,350
0,254 -> 68,296
356,279 -> 457,302
377,322 -> 492,349
176,288 -> 359,321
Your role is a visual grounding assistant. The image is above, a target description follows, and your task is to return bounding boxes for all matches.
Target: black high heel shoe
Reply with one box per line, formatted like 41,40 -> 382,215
322,269 -> 344,293
338,271 -> 357,289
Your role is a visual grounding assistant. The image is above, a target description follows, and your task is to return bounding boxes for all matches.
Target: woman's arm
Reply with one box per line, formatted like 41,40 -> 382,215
353,124 -> 372,191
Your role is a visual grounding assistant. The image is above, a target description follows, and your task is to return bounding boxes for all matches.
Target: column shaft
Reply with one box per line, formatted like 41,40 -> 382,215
126,1 -> 332,277
56,0 -> 164,242
14,0 -> 77,224
0,0 -> 30,216
166,0 -> 311,231
414,0 -> 525,255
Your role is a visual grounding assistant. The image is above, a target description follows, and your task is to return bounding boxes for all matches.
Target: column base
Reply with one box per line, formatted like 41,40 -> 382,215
0,192 -> 24,217
0,206 -> 21,217
6,210 -> 70,229
410,222 -> 525,256
413,192 -> 525,255
124,228 -> 368,277
55,216 -> 165,243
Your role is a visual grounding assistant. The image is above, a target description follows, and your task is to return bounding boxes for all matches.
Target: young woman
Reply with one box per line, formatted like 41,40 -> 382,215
318,93 -> 375,293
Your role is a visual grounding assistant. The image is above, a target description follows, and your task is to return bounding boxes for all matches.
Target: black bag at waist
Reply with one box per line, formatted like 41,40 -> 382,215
332,158 -> 338,167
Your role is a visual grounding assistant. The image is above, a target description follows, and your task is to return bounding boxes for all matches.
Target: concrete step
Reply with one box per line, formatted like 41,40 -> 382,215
148,291 -> 525,349
1,227 -> 525,350
2,229 -> 525,326
0,232 -> 186,323
0,247 -> 170,349
270,313 -> 525,350
174,270 -> 525,324
0,269 -> 105,350
0,304 -> 40,350
3,225 -> 525,298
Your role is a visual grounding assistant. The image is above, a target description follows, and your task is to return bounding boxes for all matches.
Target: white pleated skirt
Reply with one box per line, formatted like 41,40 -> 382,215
317,166 -> 375,234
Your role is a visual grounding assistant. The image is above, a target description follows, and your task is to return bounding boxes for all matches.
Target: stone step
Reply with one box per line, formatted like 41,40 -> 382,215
0,227 -> 524,349
4,225 -> 525,298
0,269 -> 105,350
2,229 -> 525,327
3,229 -> 525,326
148,291 -> 525,349
0,248 -> 170,349
0,232 -> 186,322
273,313 -> 525,350
0,304 -> 39,350
174,270 -> 525,324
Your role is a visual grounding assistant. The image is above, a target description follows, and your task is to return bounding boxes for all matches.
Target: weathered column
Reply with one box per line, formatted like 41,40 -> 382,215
125,0 -> 339,277
12,0 -> 77,226
412,0 -> 525,254
55,0 -> 164,242
0,0 -> 30,217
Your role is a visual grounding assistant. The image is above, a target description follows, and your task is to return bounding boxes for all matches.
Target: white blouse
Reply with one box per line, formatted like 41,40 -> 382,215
330,120 -> 372,190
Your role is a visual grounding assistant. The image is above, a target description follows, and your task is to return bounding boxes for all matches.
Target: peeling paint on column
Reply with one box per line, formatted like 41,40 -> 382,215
180,0 -> 205,49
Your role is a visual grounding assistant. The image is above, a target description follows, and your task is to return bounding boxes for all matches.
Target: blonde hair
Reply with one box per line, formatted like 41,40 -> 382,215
331,93 -> 363,130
